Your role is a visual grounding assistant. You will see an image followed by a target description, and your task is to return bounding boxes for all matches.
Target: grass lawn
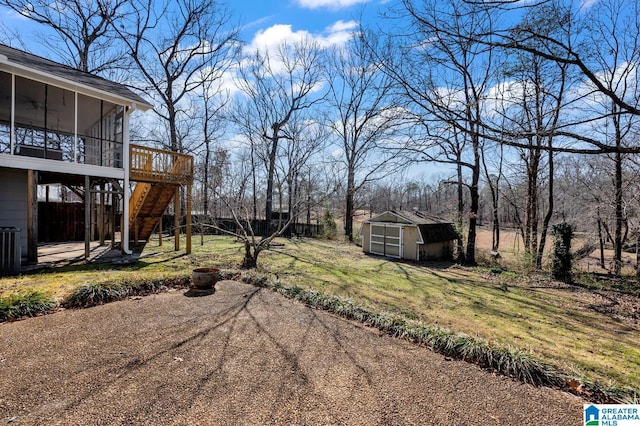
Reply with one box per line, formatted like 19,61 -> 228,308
1,235 -> 639,392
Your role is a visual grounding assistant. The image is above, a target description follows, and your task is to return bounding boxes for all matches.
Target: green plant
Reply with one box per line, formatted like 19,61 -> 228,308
321,209 -> 337,240
63,276 -> 190,308
552,222 -> 574,283
0,290 -> 57,322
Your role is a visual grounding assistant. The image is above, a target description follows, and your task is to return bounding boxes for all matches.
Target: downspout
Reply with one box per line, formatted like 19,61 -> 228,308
122,103 -> 137,255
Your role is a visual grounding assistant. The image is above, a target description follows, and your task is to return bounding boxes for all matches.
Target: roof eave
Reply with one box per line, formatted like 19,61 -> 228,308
0,55 -> 153,111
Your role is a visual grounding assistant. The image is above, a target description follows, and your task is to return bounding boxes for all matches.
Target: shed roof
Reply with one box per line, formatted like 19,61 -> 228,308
0,43 -> 152,110
364,210 -> 459,244
365,210 -> 451,225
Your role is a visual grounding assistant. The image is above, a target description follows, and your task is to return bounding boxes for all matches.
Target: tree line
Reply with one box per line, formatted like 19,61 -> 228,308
2,0 -> 640,272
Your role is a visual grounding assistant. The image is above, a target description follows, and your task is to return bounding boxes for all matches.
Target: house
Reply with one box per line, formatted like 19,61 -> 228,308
0,44 -> 193,272
359,210 -> 458,261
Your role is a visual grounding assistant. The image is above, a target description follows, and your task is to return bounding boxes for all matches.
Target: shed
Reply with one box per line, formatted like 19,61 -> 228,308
359,211 -> 458,261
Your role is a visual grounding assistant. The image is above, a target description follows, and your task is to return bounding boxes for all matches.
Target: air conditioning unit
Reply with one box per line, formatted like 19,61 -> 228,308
0,227 -> 21,276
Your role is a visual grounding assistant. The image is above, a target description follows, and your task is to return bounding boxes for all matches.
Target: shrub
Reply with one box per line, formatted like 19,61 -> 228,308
321,209 -> 337,240
0,290 -> 57,322
552,222 -> 574,283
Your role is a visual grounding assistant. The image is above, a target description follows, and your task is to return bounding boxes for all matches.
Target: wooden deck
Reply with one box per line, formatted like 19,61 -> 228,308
129,144 -> 193,185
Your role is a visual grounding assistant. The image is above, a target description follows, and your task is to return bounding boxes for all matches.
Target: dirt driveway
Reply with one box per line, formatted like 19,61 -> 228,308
1,280 -> 583,425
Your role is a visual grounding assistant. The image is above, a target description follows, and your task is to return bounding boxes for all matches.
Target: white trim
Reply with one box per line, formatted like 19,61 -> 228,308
363,210 -> 412,225
74,91 -> 78,162
0,154 -> 125,179
121,104 -> 134,255
9,73 -> 14,155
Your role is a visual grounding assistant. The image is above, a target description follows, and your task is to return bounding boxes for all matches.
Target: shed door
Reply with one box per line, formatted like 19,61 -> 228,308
370,224 -> 402,258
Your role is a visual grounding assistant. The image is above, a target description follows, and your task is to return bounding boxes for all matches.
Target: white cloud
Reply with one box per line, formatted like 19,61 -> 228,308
243,20 -> 358,55
245,24 -> 312,54
579,0 -> 601,10
295,0 -> 370,10
326,20 -> 359,33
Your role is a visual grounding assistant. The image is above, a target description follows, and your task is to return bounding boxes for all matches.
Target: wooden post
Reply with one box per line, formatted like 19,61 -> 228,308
186,183 -> 192,254
174,186 -> 180,251
158,214 -> 163,246
120,195 -> 124,254
99,182 -> 105,246
84,175 -> 91,259
110,189 -> 116,249
27,170 -> 38,264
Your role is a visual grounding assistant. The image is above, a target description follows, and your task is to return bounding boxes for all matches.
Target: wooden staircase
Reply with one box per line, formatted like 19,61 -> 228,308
128,145 -> 193,243
129,183 -> 176,242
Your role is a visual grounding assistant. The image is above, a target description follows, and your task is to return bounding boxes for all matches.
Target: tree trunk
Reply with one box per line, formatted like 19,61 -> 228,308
465,139 -> 480,265
597,209 -> 605,269
203,139 -> 210,217
344,167 -> 355,242
536,148 -> 554,270
614,150 -> 623,275
242,240 -> 258,269
251,143 -> 258,221
456,155 -> 465,261
265,128 -> 279,235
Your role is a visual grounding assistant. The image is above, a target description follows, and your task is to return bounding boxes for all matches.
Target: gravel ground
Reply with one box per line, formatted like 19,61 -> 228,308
0,280 -> 583,425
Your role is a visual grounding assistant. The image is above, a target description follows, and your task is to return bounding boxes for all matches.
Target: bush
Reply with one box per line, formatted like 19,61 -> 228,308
0,290 -> 57,322
552,223 -> 574,283
321,209 -> 337,240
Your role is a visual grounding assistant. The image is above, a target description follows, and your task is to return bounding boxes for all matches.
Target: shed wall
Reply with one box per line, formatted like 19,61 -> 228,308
0,168 -> 28,258
361,222 -> 371,252
419,241 -> 453,260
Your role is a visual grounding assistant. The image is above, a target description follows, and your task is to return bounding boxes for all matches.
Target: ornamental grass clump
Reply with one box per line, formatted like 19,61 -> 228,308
63,282 -> 129,308
63,275 -> 190,308
0,290 -> 57,322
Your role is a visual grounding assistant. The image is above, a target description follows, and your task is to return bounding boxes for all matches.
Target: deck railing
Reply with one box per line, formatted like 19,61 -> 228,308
129,144 -> 193,184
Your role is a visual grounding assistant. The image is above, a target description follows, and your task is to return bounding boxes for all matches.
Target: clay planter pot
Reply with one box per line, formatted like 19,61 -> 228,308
191,267 -> 220,290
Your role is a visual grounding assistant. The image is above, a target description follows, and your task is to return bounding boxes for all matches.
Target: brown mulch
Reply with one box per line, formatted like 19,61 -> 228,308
0,280 -> 583,425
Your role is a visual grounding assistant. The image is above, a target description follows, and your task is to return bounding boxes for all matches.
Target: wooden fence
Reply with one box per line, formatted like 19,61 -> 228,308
161,215 -> 323,238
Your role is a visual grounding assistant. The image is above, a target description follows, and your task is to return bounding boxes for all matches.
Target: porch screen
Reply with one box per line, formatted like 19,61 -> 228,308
370,224 -> 402,258
0,71 -> 9,154
78,95 -> 124,168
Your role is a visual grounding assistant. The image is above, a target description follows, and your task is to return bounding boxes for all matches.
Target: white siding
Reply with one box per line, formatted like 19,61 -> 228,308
0,168 -> 27,258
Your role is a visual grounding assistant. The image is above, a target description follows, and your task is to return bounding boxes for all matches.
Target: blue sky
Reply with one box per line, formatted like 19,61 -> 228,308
0,0 -> 388,61
234,0 -> 386,55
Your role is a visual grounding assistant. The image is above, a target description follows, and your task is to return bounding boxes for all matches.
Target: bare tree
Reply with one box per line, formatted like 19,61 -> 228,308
326,31 -> 405,242
276,119 -> 327,232
380,0 -> 496,265
115,0 -> 239,153
1,0 -> 131,74
196,65 -> 232,218
490,3 -> 572,268
584,0 -> 640,275
234,38 -> 325,234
